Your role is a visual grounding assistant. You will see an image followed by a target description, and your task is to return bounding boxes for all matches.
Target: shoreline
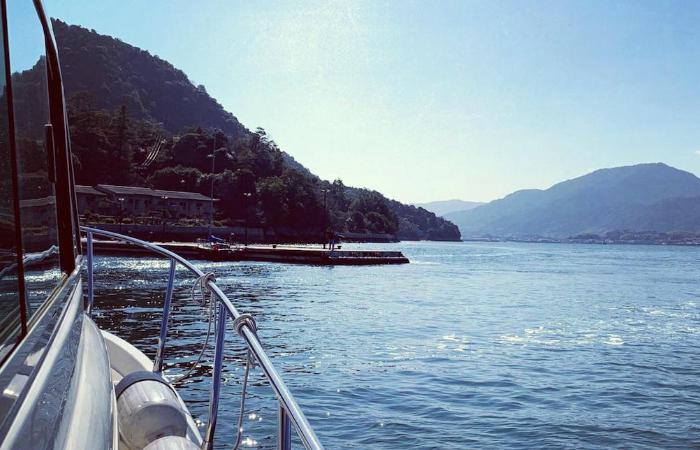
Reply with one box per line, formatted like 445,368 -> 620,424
462,237 -> 700,247
79,222 -> 462,244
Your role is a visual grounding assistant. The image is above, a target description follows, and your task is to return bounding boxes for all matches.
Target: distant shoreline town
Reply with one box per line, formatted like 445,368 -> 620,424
463,230 -> 700,246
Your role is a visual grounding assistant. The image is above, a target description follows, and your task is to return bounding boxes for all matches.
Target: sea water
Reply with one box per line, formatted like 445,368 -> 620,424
92,241 -> 700,449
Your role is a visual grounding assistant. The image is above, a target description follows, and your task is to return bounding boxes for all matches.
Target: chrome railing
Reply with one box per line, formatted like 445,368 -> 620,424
81,226 -> 323,450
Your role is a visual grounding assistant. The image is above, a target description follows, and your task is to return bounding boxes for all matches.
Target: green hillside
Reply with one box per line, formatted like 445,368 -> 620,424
51,19 -> 460,241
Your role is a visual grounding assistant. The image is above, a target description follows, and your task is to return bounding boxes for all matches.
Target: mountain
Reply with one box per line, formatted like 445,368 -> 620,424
446,163 -> 700,238
414,199 -> 484,217
53,20 -> 248,138
51,20 -> 460,241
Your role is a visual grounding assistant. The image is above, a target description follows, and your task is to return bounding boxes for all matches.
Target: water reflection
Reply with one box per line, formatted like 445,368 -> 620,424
7,0 -> 62,318
0,18 -> 20,360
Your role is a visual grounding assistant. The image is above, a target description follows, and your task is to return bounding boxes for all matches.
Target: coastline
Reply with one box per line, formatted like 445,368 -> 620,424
80,222 -> 462,244
462,235 -> 700,247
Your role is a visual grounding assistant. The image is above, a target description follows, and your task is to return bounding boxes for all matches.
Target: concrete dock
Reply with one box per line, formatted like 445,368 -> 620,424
86,240 -> 410,265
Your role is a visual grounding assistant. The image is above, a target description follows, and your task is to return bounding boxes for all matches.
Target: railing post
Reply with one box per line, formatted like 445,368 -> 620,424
153,259 -> 177,372
86,231 -> 94,316
202,301 -> 227,450
278,403 -> 292,450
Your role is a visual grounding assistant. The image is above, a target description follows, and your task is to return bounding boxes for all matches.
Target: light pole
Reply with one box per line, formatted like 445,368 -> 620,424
207,141 -> 216,239
207,154 -> 215,238
320,188 -> 329,248
118,197 -> 125,234
243,192 -> 253,246
161,195 -> 168,235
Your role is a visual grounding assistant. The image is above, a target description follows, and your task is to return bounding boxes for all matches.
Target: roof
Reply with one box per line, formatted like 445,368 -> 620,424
94,184 -> 215,201
152,189 -> 215,201
95,185 -> 156,196
75,185 -> 106,196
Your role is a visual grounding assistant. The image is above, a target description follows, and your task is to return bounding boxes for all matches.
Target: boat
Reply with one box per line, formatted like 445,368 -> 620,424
0,1 -> 322,449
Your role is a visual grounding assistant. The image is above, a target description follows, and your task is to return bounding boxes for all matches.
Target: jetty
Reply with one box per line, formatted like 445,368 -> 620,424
85,239 -> 409,265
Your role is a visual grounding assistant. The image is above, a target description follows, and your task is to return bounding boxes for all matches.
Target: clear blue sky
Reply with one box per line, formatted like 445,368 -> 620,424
45,0 -> 700,203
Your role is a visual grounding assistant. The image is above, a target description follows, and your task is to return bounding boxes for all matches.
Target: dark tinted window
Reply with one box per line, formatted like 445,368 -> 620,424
0,4 -> 21,362
6,2 -> 62,317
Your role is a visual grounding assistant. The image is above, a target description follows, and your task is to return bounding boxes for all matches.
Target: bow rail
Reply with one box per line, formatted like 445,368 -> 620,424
81,226 -> 323,450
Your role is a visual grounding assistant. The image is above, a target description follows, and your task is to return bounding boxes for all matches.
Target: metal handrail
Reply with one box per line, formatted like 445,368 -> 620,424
80,226 -> 323,450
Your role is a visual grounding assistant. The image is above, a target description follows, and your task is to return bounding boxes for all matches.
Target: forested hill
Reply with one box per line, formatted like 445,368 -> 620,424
53,20 -> 247,138
51,20 -> 460,241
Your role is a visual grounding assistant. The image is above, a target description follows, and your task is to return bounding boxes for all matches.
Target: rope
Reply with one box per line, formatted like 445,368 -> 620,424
232,313 -> 257,336
231,314 -> 258,450
231,349 -> 254,450
170,272 -> 216,385
165,272 -> 259,449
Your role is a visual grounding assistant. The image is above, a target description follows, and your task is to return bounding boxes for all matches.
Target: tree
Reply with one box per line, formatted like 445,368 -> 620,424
257,176 -> 288,227
349,190 -> 399,233
282,169 -> 324,230
365,211 -> 390,233
347,211 -> 366,232
147,166 -> 202,191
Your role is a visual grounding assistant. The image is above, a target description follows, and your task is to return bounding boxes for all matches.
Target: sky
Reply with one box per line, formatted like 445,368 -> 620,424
43,0 -> 700,203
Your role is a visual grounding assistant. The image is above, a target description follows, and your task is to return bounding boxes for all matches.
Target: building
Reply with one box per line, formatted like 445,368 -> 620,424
75,184 -> 217,220
94,185 -> 161,218
151,189 -> 216,219
75,185 -> 109,214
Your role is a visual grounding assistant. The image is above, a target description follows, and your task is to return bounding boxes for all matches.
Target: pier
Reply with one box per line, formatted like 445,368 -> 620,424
86,239 -> 409,265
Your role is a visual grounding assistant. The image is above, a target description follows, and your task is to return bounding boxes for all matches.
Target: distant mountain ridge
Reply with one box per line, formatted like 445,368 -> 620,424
446,163 -> 700,238
414,199 -> 484,217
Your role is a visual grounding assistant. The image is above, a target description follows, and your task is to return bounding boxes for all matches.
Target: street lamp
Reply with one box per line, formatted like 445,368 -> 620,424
207,151 -> 216,239
320,188 -> 329,248
161,195 -> 169,235
118,197 -> 125,233
206,129 -> 223,241
243,192 -> 253,246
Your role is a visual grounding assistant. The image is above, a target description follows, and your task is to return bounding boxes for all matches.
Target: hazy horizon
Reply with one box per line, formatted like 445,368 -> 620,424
45,1 -> 700,203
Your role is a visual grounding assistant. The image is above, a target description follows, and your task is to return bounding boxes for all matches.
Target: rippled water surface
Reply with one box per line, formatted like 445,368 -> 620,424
92,241 -> 700,449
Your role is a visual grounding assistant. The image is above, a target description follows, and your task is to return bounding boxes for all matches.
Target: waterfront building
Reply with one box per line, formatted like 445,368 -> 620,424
75,185 -> 109,214
75,184 -> 217,220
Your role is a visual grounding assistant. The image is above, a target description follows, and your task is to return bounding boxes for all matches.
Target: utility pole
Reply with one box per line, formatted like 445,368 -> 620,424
118,197 -> 125,234
161,195 -> 168,235
243,192 -> 253,246
208,133 -> 216,240
321,188 -> 329,249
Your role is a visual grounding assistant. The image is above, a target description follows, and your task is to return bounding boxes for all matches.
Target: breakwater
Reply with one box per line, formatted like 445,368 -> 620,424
86,239 -> 409,265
